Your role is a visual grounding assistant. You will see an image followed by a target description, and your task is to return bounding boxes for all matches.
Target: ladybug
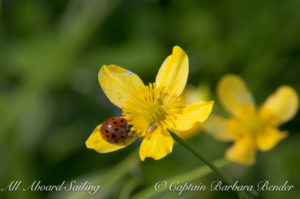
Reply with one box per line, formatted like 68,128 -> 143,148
100,117 -> 132,143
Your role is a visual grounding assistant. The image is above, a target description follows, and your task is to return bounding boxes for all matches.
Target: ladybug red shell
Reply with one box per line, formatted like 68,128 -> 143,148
100,117 -> 131,143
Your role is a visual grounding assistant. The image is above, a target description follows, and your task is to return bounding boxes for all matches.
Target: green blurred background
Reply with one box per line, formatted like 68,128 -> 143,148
1,0 -> 300,198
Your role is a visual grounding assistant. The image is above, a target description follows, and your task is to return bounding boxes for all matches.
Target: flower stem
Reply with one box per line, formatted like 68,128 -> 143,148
168,130 -> 252,199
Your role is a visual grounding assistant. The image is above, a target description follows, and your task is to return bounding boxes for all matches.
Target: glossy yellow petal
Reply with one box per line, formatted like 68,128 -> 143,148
155,46 -> 189,100
86,124 -> 137,153
203,115 -> 234,141
225,138 -> 256,165
99,65 -> 145,109
262,86 -> 298,125
256,128 -> 288,152
217,74 -> 254,115
173,101 -> 214,131
139,127 -> 174,160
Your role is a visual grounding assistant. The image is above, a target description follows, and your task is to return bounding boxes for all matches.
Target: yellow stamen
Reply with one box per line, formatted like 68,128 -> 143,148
122,83 -> 183,136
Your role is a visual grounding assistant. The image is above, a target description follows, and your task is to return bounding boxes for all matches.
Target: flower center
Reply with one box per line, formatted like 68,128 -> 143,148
247,115 -> 264,133
122,83 -> 182,136
145,103 -> 166,124
228,105 -> 267,140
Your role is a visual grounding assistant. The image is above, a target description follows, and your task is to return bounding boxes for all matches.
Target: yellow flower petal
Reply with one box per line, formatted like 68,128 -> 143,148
227,118 -> 250,141
155,46 -> 189,101
217,74 -> 254,115
173,101 -> 214,131
258,106 -> 278,127
262,86 -> 298,125
86,124 -> 137,153
203,115 -> 234,141
256,128 -> 288,152
139,127 -> 174,160
225,138 -> 256,165
98,65 -> 145,109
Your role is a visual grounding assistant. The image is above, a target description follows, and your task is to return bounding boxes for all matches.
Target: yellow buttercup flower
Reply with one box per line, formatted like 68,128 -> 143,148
86,46 -> 214,160
205,74 -> 298,165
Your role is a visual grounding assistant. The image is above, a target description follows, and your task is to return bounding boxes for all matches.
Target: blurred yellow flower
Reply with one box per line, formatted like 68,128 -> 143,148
205,74 -> 298,165
174,83 -> 211,139
86,46 -> 213,160
181,83 -> 211,104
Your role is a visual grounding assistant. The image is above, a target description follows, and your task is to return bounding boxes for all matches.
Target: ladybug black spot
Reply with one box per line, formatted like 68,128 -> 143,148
114,128 -> 118,131
121,135 -> 125,138
120,131 -> 124,135
113,121 -> 117,124
112,134 -> 116,138
105,129 -> 109,133
120,119 -> 124,122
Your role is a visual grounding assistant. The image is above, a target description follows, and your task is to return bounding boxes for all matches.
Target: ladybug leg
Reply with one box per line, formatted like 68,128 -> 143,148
126,124 -> 132,131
